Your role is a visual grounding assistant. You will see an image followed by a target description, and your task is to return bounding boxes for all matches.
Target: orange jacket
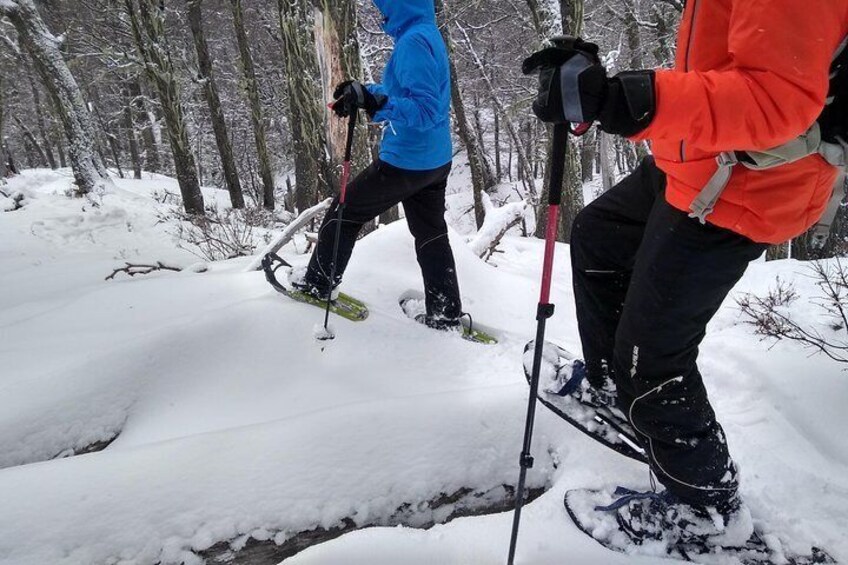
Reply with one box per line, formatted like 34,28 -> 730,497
633,0 -> 848,244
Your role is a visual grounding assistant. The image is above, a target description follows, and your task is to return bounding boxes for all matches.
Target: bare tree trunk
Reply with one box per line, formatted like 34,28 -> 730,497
651,5 -> 677,67
230,0 -> 275,210
24,61 -> 56,169
580,129 -> 595,183
599,131 -> 615,193
1,86 -> 18,177
122,100 -> 142,179
766,243 -> 790,261
125,0 -> 205,215
532,0 -> 586,241
493,110 -> 502,181
105,128 -> 125,179
188,0 -> 245,209
55,139 -> 66,167
436,0 -> 487,228
0,0 -> 109,195
13,116 -> 49,166
314,0 -> 369,177
126,78 -> 161,174
623,0 -> 649,163
89,88 -> 124,179
278,0 -> 329,213
0,78 -> 7,180
455,22 -> 536,199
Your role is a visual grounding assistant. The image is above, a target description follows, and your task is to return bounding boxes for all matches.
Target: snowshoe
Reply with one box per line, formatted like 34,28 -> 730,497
261,253 -> 368,322
523,340 -> 647,463
398,290 -> 498,345
564,487 -> 835,565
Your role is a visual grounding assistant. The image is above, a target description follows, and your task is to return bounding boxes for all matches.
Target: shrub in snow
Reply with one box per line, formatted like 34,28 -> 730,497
737,260 -> 848,364
165,205 -> 275,261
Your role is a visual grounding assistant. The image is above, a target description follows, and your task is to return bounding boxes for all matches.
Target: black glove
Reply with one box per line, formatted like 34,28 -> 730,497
331,80 -> 387,119
522,37 -> 607,125
523,37 -> 656,137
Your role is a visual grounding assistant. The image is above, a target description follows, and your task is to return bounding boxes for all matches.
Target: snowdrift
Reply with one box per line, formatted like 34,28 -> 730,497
0,169 -> 845,565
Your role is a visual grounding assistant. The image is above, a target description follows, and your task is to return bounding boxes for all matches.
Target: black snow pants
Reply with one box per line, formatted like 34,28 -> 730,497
305,159 -> 462,320
571,157 -> 768,507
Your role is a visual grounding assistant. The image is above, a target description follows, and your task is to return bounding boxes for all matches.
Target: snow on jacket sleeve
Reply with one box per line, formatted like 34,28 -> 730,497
634,0 -> 846,152
371,34 -> 444,129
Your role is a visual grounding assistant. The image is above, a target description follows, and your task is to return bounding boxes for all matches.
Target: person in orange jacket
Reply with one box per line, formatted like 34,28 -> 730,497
525,0 -> 848,550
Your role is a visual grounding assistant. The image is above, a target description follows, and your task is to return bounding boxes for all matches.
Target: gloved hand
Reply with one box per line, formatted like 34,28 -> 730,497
331,80 -> 387,119
522,37 -> 656,137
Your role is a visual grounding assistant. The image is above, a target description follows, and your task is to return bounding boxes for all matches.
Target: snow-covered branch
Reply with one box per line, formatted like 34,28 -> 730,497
245,198 -> 333,272
469,194 -> 529,261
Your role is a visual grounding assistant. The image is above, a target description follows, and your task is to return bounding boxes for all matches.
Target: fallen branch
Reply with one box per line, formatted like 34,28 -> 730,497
1,190 -> 25,211
244,198 -> 332,272
106,262 -> 183,281
197,483 -> 546,564
469,194 -> 529,261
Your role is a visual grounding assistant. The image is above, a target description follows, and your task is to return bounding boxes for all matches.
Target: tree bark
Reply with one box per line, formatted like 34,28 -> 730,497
0,77 -> 7,180
88,88 -> 124,179
13,115 -> 49,166
493,110 -> 502,181
599,131 -> 615,193
125,0 -> 205,215
455,22 -> 536,199
24,61 -> 56,169
436,0 -> 487,228
313,0 -> 369,177
580,129 -> 595,183
188,0 -> 245,209
278,0 -> 330,213
125,78 -> 161,174
0,0 -> 109,195
230,0 -> 275,210
532,0 -> 586,241
122,99 -> 142,179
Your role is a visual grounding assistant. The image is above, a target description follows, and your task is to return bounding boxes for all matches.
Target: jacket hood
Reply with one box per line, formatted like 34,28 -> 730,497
373,0 -> 436,38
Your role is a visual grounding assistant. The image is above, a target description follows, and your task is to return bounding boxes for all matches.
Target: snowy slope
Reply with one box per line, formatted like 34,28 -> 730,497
0,170 -> 846,565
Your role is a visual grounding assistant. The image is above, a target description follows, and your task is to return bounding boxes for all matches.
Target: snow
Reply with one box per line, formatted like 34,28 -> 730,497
468,193 -> 530,258
0,168 -> 846,565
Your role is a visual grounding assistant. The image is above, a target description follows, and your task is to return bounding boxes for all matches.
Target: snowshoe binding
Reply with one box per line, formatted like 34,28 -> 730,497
261,253 -> 368,322
398,290 -> 497,345
564,487 -> 835,565
523,340 -> 647,463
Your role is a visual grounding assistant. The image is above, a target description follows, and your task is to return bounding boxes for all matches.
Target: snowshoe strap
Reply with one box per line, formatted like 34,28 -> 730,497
595,487 -> 672,512
460,312 -> 475,335
553,359 -> 588,397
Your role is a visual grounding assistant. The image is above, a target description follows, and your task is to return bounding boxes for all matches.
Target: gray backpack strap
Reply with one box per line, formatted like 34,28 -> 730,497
742,124 -> 823,170
688,124 -> 830,226
688,151 -> 738,224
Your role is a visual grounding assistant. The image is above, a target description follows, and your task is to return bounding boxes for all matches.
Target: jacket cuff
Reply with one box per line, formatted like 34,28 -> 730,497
366,84 -> 390,122
628,69 -> 667,142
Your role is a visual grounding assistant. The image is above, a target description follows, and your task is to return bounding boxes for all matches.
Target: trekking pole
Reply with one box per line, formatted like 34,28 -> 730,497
507,123 -> 570,565
318,110 -> 358,341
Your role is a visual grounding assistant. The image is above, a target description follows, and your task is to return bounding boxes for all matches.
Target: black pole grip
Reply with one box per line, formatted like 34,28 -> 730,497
547,124 -> 569,207
344,110 -> 357,162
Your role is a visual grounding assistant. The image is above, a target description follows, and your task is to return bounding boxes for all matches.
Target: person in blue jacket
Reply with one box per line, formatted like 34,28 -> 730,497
291,0 -> 463,329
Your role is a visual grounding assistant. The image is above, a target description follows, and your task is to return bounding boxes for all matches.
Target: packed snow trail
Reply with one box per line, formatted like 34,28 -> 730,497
0,170 -> 845,564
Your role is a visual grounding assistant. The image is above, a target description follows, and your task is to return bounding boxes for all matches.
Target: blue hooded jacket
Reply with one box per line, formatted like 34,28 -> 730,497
367,0 -> 453,171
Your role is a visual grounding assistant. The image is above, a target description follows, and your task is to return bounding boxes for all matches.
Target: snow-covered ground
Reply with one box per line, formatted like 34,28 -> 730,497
1,169 -> 846,565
